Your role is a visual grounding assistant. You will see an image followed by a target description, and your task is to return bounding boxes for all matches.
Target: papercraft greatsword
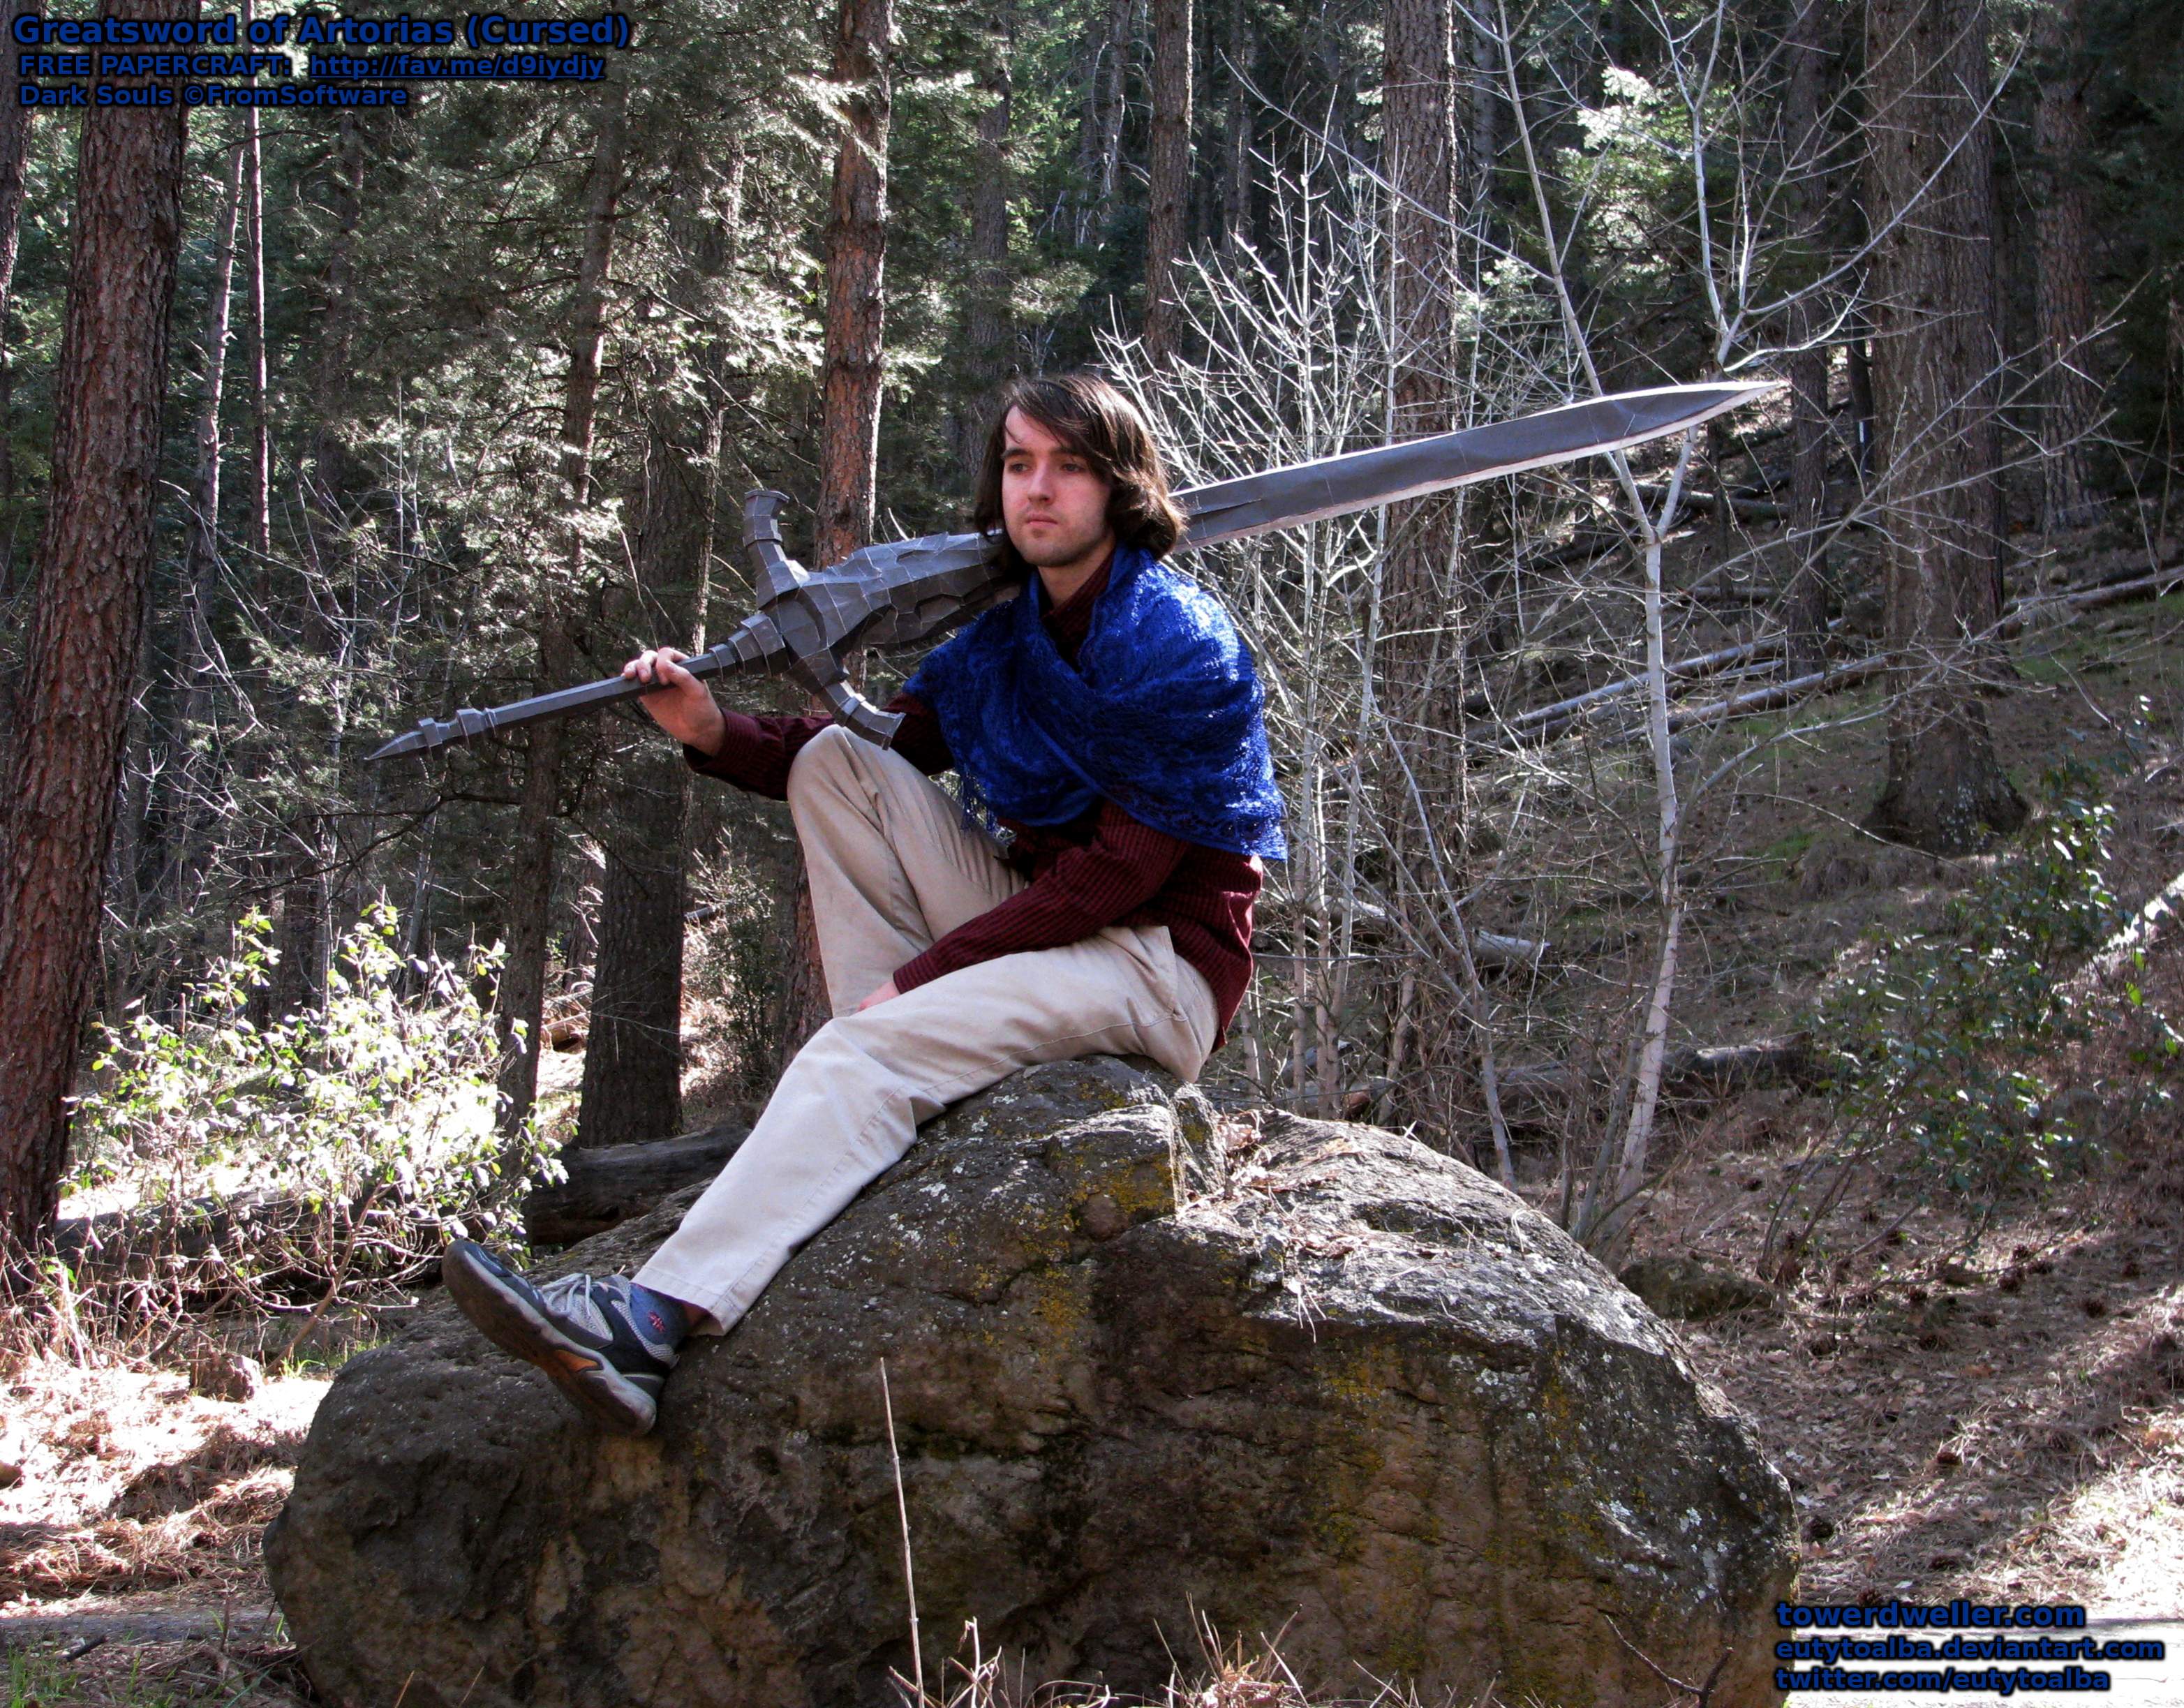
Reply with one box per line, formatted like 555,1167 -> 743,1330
366,379 -> 1774,763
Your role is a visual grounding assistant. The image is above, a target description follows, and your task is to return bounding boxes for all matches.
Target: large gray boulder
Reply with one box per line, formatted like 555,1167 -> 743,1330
267,1057 -> 1796,1707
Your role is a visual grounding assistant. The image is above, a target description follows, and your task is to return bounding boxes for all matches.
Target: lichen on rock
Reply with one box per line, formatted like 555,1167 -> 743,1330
267,1055 -> 1797,1707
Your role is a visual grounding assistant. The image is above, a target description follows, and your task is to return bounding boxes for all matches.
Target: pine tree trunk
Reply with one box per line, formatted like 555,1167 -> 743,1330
1143,0 -> 1191,363
577,769 -> 690,1148
0,1 -> 195,1243
0,0 -> 30,318
574,402 -> 713,1148
1862,0 -> 2027,854
307,114 -> 364,507
267,113 -> 369,1025
1379,0 -> 1469,1134
782,0 -> 897,1064
498,83 -> 629,1138
0,0 -> 31,574
1094,0 -> 1133,237
1219,0 -> 1254,251
1464,17 -> 1498,221
817,0 -> 892,572
1782,0 -> 1835,676
1381,0 -> 1460,729
168,138 -> 244,911
242,34 -> 270,567
960,8 -> 1013,482
1846,333 -> 1876,479
269,868 -> 326,1017
2032,0 -> 2104,530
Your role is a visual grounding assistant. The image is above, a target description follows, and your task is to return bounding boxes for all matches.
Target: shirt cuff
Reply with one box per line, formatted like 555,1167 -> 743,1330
891,947 -> 951,994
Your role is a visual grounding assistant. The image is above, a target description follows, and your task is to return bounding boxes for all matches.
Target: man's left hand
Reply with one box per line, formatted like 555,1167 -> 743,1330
856,978 -> 900,1012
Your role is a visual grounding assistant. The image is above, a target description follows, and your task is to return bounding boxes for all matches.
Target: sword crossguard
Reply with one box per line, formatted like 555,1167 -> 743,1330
741,489 -> 807,607
741,487 -> 905,749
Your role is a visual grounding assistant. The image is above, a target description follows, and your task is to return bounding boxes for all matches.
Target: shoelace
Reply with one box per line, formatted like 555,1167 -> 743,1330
534,1270 -> 613,1325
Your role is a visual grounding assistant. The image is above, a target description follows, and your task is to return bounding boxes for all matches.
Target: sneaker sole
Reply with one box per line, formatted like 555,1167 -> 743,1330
442,1245 -> 658,1438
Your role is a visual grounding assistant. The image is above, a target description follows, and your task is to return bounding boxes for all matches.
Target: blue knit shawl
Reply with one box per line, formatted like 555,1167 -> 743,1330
902,544 -> 1288,861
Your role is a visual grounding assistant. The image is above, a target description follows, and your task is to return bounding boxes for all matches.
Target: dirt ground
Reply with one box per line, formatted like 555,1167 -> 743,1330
8,528 -> 2184,1705
0,1360 -> 324,1704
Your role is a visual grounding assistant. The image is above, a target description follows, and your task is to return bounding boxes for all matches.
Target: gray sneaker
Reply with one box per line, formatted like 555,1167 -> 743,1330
442,1240 -> 680,1436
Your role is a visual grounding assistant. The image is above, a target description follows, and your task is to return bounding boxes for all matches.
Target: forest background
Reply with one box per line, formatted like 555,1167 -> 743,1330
0,0 -> 2182,1305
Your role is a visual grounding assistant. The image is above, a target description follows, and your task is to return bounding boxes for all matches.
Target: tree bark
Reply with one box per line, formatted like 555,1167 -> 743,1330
1092,0 -> 1133,239
498,82 -> 629,1138
0,0 -> 195,1243
782,0 -> 896,1064
0,0 -> 31,318
817,0 -> 892,572
1219,0 -> 1253,251
267,112 -> 369,1025
1845,332 -> 1875,479
306,113 -> 364,508
170,137 -> 246,905
1861,0 -> 2027,854
1379,0 -> 1471,1134
0,0 -> 33,567
574,401 -> 713,1148
1463,15 -> 1498,222
1143,0 -> 1191,363
2031,0 -> 2104,530
960,6 -> 1013,482
242,52 -> 270,566
573,163 -> 734,1148
1782,0 -> 1836,676
1382,0 -> 1460,634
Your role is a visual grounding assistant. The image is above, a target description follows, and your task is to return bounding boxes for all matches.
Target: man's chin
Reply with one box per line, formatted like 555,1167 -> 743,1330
1013,533 -> 1109,570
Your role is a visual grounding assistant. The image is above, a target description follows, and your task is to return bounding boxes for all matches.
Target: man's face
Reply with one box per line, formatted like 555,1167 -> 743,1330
1000,408 -> 1115,573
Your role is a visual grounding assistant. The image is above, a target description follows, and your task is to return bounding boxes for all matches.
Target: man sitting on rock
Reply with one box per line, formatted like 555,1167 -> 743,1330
443,369 -> 1286,1436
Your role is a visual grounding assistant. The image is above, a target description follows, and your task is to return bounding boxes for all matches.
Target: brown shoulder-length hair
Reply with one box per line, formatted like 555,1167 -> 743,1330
973,371 -> 1187,577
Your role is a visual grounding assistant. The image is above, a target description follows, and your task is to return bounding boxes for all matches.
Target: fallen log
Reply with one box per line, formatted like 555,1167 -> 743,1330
2002,558 -> 2184,630
1638,561 -> 2184,742
1663,653 -> 1890,734
523,1121 -> 750,1246
1510,634 -> 1788,735
49,1187 -> 436,1297
2070,861 -> 2184,993
1254,922 -> 1551,976
1633,480 -> 1786,526
1495,1034 -> 1815,1126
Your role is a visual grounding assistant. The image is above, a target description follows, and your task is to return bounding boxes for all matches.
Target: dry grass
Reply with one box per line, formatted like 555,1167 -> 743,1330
2,1633 -> 318,1707
0,1352 -> 324,1606
888,1620 -> 1538,1708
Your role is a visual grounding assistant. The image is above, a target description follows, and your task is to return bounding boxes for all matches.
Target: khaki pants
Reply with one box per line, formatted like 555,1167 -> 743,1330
635,725 -> 1221,1333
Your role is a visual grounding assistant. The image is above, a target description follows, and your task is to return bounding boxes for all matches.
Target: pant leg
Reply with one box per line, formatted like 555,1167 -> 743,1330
787,723 -> 1023,1015
634,922 -> 1221,1334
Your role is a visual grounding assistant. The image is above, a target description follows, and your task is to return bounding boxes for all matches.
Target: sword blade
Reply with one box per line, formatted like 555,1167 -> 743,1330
1175,381 -> 1776,548
365,380 -> 1774,763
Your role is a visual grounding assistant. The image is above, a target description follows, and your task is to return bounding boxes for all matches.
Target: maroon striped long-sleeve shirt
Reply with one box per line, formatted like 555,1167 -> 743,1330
683,559 -> 1261,1048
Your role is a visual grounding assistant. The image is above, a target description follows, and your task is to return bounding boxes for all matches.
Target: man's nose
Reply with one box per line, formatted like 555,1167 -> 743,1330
1022,458 -> 1056,500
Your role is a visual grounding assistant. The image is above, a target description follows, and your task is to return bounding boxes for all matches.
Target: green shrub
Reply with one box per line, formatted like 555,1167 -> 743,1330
1811,774 -> 2172,1208
65,902 -> 560,1345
